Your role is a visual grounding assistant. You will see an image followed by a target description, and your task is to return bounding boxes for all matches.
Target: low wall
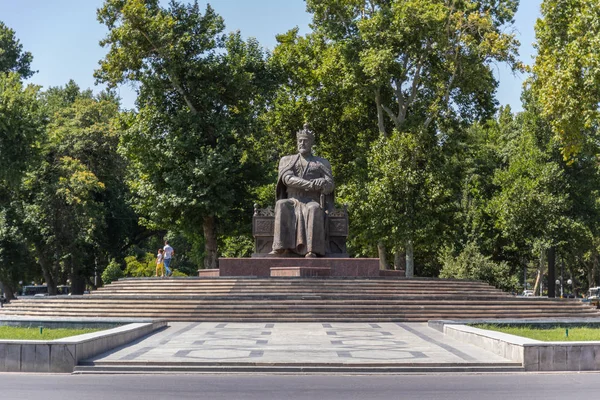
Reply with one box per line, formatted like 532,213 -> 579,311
0,320 -> 167,373
436,321 -> 600,371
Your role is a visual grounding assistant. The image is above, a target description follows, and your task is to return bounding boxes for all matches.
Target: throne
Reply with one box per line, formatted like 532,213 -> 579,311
252,204 -> 349,258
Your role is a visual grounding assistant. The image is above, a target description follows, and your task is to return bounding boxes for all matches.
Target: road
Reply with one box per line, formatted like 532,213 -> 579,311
1,372 -> 599,399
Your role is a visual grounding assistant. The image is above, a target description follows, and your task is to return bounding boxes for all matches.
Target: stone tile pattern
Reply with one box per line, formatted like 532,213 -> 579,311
86,322 -> 514,366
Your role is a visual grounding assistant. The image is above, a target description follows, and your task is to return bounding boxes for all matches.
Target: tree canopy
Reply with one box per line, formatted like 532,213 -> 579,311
2,1 -> 600,298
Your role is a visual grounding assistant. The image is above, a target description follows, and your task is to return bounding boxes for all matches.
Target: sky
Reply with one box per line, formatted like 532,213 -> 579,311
0,0 -> 541,112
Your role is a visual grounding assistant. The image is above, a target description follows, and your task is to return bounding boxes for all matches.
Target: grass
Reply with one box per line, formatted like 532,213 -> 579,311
473,324 -> 600,341
0,326 -> 102,340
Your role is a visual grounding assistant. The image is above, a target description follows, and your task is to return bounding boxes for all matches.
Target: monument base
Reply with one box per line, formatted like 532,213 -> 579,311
270,266 -> 331,277
200,258 -> 403,278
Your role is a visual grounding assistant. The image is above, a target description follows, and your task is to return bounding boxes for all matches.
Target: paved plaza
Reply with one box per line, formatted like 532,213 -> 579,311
87,322 -> 515,367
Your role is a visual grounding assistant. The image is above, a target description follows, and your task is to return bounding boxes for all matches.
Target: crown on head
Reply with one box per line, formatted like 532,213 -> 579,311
296,123 -> 315,141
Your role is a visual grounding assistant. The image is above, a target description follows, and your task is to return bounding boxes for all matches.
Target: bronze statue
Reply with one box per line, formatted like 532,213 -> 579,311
269,124 -> 334,258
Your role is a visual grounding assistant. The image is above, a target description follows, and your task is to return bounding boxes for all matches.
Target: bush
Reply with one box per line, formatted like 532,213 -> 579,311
439,242 -> 519,292
220,235 -> 254,258
101,259 -> 123,285
170,269 -> 187,277
124,253 -> 155,277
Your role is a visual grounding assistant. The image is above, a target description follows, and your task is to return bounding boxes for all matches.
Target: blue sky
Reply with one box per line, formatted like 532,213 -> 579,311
1,0 -> 540,111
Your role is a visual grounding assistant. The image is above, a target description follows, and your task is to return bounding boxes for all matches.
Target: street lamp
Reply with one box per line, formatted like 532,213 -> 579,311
555,279 -> 562,298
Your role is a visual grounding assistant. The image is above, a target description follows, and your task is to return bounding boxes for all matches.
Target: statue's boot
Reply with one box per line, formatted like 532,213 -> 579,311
305,252 -> 317,258
268,249 -> 286,256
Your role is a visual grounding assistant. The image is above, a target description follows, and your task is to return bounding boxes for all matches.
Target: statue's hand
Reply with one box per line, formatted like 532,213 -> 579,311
311,178 -> 326,191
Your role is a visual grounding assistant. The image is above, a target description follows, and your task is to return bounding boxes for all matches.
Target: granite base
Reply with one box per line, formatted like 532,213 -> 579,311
217,258 -> 381,277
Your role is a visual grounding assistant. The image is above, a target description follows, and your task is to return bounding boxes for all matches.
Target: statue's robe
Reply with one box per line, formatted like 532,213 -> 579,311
272,153 -> 335,256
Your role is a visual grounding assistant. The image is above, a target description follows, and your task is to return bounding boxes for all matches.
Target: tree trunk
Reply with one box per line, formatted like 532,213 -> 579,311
533,269 -> 541,296
69,256 -> 86,295
533,250 -> 545,296
374,89 -> 387,136
589,249 -> 599,288
0,281 -> 15,301
37,252 -> 57,295
203,215 -> 218,269
394,249 -> 406,271
70,274 -> 86,295
547,247 -> 555,298
405,240 -> 414,278
377,242 -> 387,270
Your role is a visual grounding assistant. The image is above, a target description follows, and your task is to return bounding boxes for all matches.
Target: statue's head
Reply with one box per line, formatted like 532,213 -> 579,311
296,123 -> 314,156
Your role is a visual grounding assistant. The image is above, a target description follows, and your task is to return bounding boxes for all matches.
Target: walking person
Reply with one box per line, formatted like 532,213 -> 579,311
163,240 -> 175,277
155,248 -> 165,277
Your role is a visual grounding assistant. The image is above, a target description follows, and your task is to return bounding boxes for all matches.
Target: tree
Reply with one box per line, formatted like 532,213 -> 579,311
22,83 -> 132,294
0,23 -> 40,298
0,73 -> 43,187
439,241 -> 519,292
303,0 -> 522,275
95,0 -> 274,268
0,21 -> 34,79
0,72 -> 44,299
531,0 -> 600,160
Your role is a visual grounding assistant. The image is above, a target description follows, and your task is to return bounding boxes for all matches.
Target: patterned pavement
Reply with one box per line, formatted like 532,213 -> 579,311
87,322 -> 514,366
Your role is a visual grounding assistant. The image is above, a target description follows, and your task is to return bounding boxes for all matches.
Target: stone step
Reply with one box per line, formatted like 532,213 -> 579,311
4,299 -> 589,308
2,304 -> 597,314
89,291 -> 511,298
3,298 -> 593,307
0,311 -> 593,322
108,278 -> 496,284
3,277 -> 598,322
3,297 -> 592,306
106,279 -> 498,287
94,284 -> 506,290
72,361 -> 524,374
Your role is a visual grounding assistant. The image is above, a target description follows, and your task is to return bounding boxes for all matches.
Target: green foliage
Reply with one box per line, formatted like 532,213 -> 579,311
0,73 -> 44,187
305,0 -> 523,133
0,207 -> 37,296
532,0 -> 600,160
20,82 -> 135,294
439,242 -> 519,292
0,21 -> 34,79
0,70 -> 44,297
124,253 -> 155,277
101,259 -> 123,284
345,128 -> 453,272
3,0 -> 600,295
96,0 -> 275,268
220,235 -> 254,259
274,0 -> 524,275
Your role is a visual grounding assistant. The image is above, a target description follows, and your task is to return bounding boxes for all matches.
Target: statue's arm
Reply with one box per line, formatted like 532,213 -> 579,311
282,173 -> 316,190
279,155 -> 316,191
319,159 -> 335,195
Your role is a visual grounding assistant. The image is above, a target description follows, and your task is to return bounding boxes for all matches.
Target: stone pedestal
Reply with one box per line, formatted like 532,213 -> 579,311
198,269 -> 219,277
217,258 -> 382,277
270,266 -> 331,277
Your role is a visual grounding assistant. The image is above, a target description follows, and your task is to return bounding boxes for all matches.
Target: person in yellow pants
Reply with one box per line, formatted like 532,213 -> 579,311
155,248 -> 165,277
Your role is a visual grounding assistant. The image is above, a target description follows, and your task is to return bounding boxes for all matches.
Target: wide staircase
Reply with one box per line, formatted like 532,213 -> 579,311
1,277 -> 599,322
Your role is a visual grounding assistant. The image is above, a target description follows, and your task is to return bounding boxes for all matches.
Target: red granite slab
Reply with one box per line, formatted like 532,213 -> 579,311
218,258 -> 380,277
270,267 -> 331,277
198,269 -> 220,277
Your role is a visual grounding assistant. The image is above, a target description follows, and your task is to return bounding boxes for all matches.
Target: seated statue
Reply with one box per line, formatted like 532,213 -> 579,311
268,124 -> 334,258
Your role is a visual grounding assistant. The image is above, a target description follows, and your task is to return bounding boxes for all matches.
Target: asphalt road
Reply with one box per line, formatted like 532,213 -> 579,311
1,373 -> 599,400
